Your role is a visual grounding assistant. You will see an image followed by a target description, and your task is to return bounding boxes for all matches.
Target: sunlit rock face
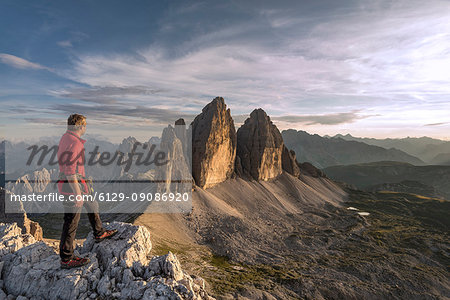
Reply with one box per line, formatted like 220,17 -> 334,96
236,109 -> 284,181
191,97 -> 236,189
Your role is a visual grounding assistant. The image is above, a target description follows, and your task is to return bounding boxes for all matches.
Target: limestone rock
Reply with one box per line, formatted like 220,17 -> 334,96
236,109 -> 284,181
0,221 -> 215,300
1,188 -> 43,241
282,145 -> 301,177
1,237 -> 99,300
157,125 -> 192,197
81,221 -> 152,275
191,97 -> 236,188
174,118 -> 188,156
145,251 -> 184,281
8,168 -> 52,195
0,223 -> 36,258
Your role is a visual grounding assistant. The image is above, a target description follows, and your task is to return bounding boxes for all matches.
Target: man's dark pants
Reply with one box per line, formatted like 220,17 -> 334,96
59,196 -> 105,261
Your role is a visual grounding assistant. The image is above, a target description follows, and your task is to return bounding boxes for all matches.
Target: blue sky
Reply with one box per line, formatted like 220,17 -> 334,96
1,0 -> 450,141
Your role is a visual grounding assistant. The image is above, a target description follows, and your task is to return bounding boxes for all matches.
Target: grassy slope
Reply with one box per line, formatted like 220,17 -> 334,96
324,161 -> 450,199
204,189 -> 450,298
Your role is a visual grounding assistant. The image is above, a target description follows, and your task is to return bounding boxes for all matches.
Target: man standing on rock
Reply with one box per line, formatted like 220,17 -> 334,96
57,114 -> 117,269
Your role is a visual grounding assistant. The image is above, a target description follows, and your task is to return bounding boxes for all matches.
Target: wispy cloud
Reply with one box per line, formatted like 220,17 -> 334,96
51,86 -> 166,104
56,31 -> 89,49
0,53 -> 51,71
50,103 -> 197,126
64,0 -> 450,118
272,111 -> 372,125
23,117 -> 66,125
57,40 -> 72,48
425,122 -> 449,126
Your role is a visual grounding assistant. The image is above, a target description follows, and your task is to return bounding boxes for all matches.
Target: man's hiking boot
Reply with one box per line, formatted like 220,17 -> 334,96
94,229 -> 118,243
60,256 -> 90,269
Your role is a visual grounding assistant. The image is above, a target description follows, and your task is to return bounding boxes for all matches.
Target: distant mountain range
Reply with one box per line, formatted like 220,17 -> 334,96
329,133 -> 450,164
282,130 -> 425,169
324,161 -> 450,199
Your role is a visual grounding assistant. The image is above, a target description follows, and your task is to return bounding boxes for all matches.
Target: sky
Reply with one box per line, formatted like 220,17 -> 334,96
1,0 -> 450,142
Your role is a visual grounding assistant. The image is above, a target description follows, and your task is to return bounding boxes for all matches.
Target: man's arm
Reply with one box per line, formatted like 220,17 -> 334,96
66,174 -> 83,207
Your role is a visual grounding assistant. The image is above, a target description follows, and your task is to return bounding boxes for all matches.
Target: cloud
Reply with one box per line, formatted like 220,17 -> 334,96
57,40 -> 73,48
23,117 -> 66,125
424,122 -> 449,126
0,53 -> 51,71
272,111 -> 371,125
50,103 -> 197,126
57,31 -> 89,49
63,0 -> 450,120
52,86 -> 166,104
231,114 -> 249,125
3,0 -> 450,140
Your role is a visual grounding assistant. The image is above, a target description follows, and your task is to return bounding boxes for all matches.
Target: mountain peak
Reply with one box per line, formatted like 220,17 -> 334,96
236,108 -> 284,181
191,97 -> 236,188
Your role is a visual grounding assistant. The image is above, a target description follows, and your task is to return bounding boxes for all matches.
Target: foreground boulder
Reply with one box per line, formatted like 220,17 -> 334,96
0,221 -> 214,300
236,109 -> 284,181
191,97 -> 237,188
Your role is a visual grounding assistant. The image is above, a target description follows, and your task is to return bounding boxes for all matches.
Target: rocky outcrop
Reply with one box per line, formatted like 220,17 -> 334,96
191,97 -> 236,188
6,168 -> 55,199
0,221 -> 214,300
174,118 -> 188,153
0,222 -> 36,257
236,109 -> 284,181
0,188 -> 43,241
298,162 -> 326,178
282,145 -> 300,177
157,125 -> 191,196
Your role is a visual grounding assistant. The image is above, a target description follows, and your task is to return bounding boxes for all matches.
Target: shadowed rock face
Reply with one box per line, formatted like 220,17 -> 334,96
298,162 -> 326,178
282,146 -> 300,177
236,109 -> 284,181
191,97 -> 236,188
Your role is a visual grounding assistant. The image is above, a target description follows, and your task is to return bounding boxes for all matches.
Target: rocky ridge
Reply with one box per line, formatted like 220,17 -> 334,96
0,221 -> 214,300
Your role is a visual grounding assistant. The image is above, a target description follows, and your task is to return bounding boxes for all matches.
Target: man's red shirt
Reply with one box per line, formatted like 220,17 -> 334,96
57,130 -> 88,194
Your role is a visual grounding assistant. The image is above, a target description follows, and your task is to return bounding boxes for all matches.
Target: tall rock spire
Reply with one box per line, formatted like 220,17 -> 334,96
191,97 -> 236,188
236,108 -> 284,181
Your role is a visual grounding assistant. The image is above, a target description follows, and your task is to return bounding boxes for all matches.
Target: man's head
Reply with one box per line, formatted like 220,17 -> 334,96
67,114 -> 87,136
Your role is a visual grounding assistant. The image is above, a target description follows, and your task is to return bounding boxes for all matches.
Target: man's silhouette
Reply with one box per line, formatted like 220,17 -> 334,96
57,114 -> 117,269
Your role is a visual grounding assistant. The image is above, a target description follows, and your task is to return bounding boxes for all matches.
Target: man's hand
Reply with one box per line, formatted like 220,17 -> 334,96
67,174 -> 84,208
